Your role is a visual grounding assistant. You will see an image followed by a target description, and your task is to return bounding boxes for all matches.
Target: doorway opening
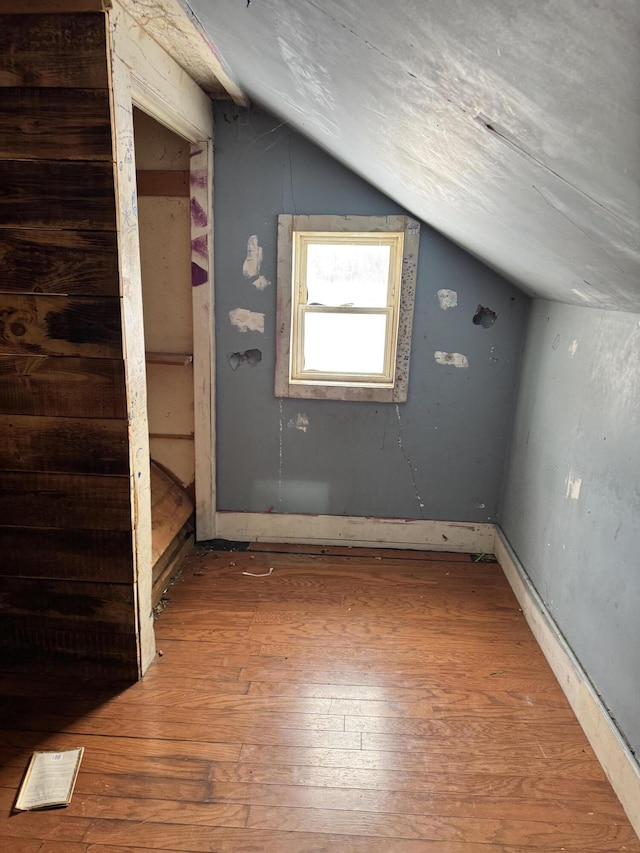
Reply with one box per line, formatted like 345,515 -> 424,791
132,108 -> 202,604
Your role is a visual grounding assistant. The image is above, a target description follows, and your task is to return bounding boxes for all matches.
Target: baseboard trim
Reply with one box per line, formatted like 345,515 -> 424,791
214,511 -> 494,554
494,527 -> 640,838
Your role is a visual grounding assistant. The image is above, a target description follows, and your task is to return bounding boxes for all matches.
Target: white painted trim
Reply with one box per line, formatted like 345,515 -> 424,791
215,512 -> 494,554
119,0 -> 248,106
494,527 -> 640,838
109,52 -> 155,676
110,0 -> 214,143
108,4 -> 218,665
191,139 -> 216,540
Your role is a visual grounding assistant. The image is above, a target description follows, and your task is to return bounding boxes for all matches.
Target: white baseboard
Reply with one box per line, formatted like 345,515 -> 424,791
214,511 -> 494,554
494,527 -> 640,838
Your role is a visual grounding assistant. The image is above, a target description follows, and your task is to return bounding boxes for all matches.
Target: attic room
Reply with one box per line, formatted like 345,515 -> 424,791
0,0 -> 638,850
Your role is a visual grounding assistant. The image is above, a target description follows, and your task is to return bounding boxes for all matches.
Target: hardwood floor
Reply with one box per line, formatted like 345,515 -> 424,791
0,543 -> 637,852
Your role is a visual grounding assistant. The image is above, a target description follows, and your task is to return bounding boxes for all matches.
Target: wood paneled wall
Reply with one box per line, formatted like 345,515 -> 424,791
0,11 -> 140,680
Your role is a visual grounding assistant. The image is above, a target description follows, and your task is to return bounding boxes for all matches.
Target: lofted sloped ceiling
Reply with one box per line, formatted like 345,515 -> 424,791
183,0 -> 640,312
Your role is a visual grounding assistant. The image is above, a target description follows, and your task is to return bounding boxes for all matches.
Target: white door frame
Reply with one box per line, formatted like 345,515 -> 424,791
111,0 -> 216,542
108,0 -> 216,675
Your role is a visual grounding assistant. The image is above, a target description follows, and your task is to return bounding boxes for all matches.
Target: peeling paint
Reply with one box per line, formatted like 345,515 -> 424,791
566,471 -> 582,500
287,413 -> 309,432
569,339 -> 579,357
229,308 -> 265,333
243,235 -> 263,278
437,289 -> 458,310
253,274 -> 271,290
434,351 -> 469,368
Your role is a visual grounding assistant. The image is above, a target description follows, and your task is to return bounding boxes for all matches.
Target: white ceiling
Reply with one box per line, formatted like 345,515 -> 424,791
185,0 -> 640,312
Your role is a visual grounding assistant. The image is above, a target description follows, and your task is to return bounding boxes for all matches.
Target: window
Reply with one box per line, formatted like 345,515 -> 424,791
275,215 -> 419,402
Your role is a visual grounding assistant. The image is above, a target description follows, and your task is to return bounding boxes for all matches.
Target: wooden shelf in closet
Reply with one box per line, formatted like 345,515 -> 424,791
145,352 -> 193,366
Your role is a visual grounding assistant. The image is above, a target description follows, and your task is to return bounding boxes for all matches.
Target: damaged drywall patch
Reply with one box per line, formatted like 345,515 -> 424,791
437,289 -> 458,310
569,339 -> 579,357
566,471 -> 582,500
229,308 -> 264,333
434,351 -> 469,368
253,275 -> 271,291
243,235 -> 263,279
287,413 -> 309,433
472,305 -> 497,328
242,236 -> 271,289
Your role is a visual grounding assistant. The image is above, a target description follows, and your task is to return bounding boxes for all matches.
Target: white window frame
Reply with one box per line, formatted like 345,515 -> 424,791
275,214 -> 420,403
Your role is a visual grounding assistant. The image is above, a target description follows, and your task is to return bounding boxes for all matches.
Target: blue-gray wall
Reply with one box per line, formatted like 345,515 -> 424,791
214,104 -> 528,521
501,300 -> 640,757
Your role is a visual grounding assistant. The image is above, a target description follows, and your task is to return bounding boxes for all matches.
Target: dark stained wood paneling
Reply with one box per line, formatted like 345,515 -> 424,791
0,294 -> 122,358
136,170 -> 190,197
0,228 -> 119,296
0,356 -> 127,418
0,414 -> 129,474
0,1 -> 106,11
0,627 -> 138,681
0,160 -> 116,229
0,13 -> 108,89
0,472 -> 132,531
0,577 -> 135,633
0,88 -> 112,160
0,10 -> 140,685
0,527 -> 133,582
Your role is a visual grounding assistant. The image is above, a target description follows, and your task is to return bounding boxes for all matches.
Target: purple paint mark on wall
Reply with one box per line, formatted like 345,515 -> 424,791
190,148 -> 204,157
190,197 -> 208,228
191,234 -> 208,258
192,262 -> 208,287
190,169 -> 208,189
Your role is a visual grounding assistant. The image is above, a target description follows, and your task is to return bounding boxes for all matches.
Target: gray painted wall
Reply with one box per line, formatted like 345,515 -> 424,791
501,300 -> 640,757
214,105 -> 528,521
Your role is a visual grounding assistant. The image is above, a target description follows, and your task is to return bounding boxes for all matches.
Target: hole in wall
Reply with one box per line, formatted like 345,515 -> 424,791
472,305 -> 497,328
228,349 -> 262,370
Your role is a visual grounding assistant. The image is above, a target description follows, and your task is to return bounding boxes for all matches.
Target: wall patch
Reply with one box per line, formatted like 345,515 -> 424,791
434,351 -> 469,368
253,274 -> 271,291
243,235 -> 263,279
437,289 -> 458,310
566,471 -> 582,500
229,308 -> 265,333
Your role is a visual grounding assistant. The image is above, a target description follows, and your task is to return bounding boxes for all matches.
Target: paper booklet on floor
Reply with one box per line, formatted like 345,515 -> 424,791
14,747 -> 84,811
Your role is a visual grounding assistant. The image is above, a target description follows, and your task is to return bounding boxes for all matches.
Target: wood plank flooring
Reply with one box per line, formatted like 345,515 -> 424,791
0,544 -> 637,852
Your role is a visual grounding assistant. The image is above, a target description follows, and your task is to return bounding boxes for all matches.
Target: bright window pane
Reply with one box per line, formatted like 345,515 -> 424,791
303,312 -> 387,374
306,243 -> 391,307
